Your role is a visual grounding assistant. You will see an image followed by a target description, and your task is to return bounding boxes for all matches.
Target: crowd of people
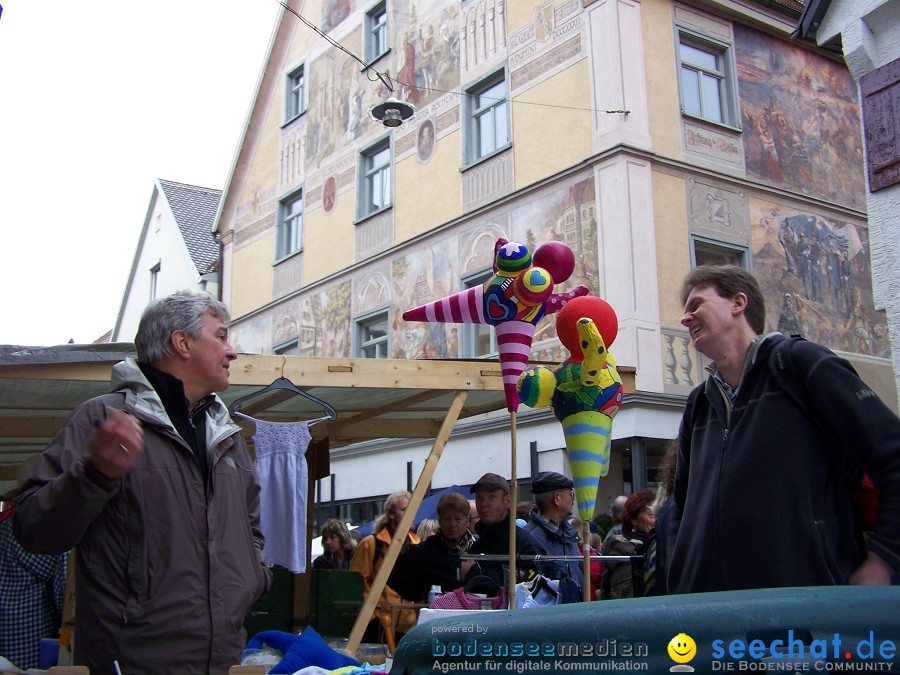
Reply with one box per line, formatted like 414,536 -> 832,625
3,264 -> 898,672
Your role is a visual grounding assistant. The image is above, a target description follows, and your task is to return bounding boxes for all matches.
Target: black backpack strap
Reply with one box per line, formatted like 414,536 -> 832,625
768,335 -> 861,477
768,337 -> 814,420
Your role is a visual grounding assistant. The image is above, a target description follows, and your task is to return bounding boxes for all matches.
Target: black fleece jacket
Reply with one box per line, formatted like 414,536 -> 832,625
467,513 -> 545,587
668,334 -> 900,594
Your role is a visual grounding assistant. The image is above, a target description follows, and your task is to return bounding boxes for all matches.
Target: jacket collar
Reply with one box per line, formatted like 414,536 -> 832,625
706,332 -> 783,390
110,357 -> 239,442
475,512 -> 511,538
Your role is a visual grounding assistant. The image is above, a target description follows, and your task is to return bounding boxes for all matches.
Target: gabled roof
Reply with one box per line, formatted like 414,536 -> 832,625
158,179 -> 222,275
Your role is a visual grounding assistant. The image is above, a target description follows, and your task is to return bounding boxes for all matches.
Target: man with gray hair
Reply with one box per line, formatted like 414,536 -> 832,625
14,291 -> 271,674
603,495 -> 628,545
522,471 -> 583,593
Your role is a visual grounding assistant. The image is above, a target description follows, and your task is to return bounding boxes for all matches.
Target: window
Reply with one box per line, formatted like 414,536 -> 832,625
277,190 -> 303,260
678,33 -> 736,127
149,263 -> 160,300
358,139 -> 392,219
461,271 -> 497,358
691,237 -> 747,269
274,339 -> 300,355
286,65 -> 305,121
356,310 -> 389,358
365,1 -> 389,63
465,70 -> 510,165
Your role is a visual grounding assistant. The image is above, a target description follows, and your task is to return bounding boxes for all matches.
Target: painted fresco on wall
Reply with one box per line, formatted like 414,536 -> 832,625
322,0 -> 355,33
299,280 -> 351,357
734,23 -> 865,211
305,1 -> 460,166
390,176 -> 599,362
306,31 -> 369,166
391,240 -> 460,359
751,199 -> 890,359
389,0 -> 461,106
231,315 -> 273,356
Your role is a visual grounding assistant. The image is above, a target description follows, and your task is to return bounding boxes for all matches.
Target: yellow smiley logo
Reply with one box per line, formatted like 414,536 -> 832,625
668,633 -> 697,664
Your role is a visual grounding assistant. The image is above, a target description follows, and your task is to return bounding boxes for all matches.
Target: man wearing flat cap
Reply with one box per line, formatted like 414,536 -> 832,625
522,471 -> 584,593
467,472 -> 544,586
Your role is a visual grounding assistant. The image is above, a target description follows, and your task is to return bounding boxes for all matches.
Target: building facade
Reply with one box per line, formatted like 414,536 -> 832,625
113,179 -> 222,342
213,0 -> 895,524
795,0 -> 900,408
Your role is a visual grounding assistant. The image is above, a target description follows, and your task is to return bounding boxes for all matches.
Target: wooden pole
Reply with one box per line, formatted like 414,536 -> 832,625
508,411 -> 517,609
582,520 -> 591,602
346,390 -> 468,655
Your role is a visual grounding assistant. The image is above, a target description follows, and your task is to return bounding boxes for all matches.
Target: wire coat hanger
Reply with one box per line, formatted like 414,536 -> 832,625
228,356 -> 337,421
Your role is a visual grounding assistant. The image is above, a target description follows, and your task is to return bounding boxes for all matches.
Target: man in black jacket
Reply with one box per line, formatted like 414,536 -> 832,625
467,473 -> 544,587
670,265 -> 900,594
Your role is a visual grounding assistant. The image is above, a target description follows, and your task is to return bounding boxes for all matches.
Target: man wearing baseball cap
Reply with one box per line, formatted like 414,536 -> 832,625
467,473 -> 544,586
522,471 -> 584,593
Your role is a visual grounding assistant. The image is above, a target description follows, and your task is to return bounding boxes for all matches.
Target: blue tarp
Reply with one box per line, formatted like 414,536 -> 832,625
352,485 -> 471,538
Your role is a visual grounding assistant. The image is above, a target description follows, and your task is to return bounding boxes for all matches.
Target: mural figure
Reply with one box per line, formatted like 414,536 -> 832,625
417,119 -> 435,161
397,32 -> 422,103
322,0 -> 352,33
322,176 -> 336,214
777,292 -> 802,336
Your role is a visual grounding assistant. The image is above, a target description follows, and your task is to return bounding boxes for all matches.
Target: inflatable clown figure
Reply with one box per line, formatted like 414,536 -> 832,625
402,238 -> 589,412
516,295 -> 624,521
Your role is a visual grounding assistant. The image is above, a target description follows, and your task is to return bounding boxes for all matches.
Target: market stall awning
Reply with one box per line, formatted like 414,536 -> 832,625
0,344 -> 635,481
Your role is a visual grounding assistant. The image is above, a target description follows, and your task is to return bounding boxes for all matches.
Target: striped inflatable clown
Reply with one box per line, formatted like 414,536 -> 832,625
516,296 -> 623,521
402,238 -> 589,412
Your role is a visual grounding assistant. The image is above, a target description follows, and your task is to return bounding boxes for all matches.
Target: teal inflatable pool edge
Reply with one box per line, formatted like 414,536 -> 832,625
392,586 -> 900,674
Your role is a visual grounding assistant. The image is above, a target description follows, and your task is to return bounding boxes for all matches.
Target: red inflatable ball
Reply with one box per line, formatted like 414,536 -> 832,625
556,295 -> 618,362
532,241 -> 575,283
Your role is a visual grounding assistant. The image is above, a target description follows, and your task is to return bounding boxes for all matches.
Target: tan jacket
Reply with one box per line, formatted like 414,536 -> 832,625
14,359 -> 271,675
349,527 -> 420,633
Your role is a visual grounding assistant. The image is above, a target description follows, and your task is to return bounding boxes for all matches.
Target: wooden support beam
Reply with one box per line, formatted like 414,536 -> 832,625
346,389 -> 468,654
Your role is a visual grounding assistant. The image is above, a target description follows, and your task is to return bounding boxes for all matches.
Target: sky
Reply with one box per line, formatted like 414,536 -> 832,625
0,0 -> 283,346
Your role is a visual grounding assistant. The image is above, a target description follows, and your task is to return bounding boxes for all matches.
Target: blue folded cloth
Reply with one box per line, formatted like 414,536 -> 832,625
245,627 -> 360,674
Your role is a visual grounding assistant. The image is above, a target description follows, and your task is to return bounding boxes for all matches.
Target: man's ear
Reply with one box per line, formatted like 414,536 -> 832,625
731,292 -> 749,316
170,330 -> 192,360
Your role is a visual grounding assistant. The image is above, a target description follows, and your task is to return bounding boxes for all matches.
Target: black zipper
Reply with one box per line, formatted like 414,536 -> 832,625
711,378 -> 733,590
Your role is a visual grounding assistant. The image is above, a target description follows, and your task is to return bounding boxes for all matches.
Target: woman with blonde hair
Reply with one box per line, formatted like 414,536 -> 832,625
416,518 -> 439,540
389,492 -> 475,602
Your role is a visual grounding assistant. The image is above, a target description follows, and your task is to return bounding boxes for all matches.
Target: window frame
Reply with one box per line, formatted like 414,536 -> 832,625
276,188 -> 304,262
355,308 -> 390,359
285,63 -> 306,123
676,30 -> 739,130
149,262 -> 161,301
463,67 -> 511,168
690,235 -> 749,270
365,1 -> 389,65
274,339 -> 301,355
357,136 -> 392,221
460,270 -> 498,358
